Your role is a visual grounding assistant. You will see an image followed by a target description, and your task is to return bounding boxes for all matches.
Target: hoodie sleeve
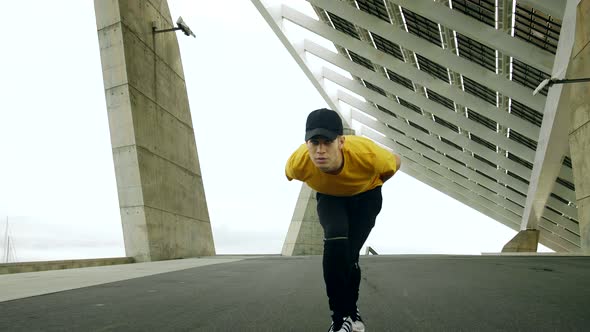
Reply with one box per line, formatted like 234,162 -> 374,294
285,144 -> 306,181
374,145 -> 397,182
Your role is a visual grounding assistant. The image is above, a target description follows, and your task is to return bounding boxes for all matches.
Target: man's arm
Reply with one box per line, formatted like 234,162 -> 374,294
286,144 -> 307,181
285,156 -> 296,181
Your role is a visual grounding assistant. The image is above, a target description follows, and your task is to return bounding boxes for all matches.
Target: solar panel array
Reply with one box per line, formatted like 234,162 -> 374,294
270,0 -> 576,252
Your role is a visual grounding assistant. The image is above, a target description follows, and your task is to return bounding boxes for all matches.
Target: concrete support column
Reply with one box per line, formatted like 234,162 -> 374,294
502,0 -> 581,253
502,229 -> 540,252
94,0 -> 215,261
568,0 -> 590,253
282,127 -> 355,256
281,183 -> 323,256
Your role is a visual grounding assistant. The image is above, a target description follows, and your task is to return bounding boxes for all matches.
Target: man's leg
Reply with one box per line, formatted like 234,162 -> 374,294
348,186 -> 383,312
316,192 -> 352,321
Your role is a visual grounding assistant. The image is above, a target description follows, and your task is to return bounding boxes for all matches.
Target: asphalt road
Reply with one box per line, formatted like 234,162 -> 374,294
1,255 -> 590,331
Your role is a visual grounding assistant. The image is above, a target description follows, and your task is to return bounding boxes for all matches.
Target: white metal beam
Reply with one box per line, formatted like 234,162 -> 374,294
302,0 -> 546,111
395,153 -> 522,226
250,0 -> 346,126
253,0 -> 579,252
283,9 -> 541,138
402,162 -> 575,252
305,40 -> 538,162
361,124 -> 526,218
364,127 -> 580,247
365,128 -> 580,252
330,69 -> 577,205
327,67 -> 575,200
559,165 -> 574,182
286,5 -> 575,183
346,95 -> 579,233
332,68 -> 572,201
325,68 -> 533,178
388,0 -> 554,73
330,70 -> 576,207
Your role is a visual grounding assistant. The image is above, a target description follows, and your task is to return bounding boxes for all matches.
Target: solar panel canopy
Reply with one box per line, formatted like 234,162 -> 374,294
253,0 -> 579,252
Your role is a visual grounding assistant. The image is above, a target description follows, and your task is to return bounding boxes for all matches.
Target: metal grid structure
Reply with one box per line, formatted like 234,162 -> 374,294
253,0 -> 578,252
514,2 -> 561,54
452,0 -> 496,27
402,9 -> 444,47
456,33 -> 497,72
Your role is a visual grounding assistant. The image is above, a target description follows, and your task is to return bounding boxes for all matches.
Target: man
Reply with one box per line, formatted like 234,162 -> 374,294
285,108 -> 401,332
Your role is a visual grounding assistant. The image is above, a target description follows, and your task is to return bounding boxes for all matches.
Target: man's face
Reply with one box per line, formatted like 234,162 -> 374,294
306,135 -> 345,173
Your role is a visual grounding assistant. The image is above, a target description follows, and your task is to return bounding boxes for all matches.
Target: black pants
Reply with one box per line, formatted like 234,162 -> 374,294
316,186 -> 383,319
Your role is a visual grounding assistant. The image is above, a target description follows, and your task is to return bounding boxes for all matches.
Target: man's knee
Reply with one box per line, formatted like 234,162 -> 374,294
325,236 -> 348,241
323,237 -> 350,256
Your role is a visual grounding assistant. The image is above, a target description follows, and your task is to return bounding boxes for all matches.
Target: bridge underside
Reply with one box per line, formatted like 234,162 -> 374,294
253,0 -> 590,254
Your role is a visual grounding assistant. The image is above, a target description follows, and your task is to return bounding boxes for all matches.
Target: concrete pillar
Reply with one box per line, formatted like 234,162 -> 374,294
94,0 -> 215,261
282,183 -> 324,256
282,128 -> 356,256
568,0 -> 590,253
502,229 -> 540,252
502,0 -> 581,253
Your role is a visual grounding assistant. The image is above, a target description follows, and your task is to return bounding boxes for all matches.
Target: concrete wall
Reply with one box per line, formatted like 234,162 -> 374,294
0,257 -> 134,275
568,0 -> 590,253
94,0 -> 215,261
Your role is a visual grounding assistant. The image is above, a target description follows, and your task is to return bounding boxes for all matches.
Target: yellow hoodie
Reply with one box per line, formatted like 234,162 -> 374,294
286,136 -> 397,196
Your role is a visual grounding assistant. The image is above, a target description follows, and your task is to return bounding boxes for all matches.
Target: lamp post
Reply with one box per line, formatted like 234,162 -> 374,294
533,77 -> 590,95
152,16 -> 196,38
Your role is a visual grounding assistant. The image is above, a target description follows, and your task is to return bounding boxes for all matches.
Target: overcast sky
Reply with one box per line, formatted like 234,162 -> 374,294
0,1 -> 550,262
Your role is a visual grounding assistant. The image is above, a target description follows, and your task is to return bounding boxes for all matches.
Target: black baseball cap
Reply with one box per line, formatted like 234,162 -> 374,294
305,108 -> 344,141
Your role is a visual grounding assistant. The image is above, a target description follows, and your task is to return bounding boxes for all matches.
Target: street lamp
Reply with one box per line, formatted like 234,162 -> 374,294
152,16 -> 196,38
533,77 -> 590,95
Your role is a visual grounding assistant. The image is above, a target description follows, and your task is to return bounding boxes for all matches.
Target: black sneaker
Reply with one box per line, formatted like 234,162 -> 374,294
328,316 -> 353,332
351,308 -> 365,332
